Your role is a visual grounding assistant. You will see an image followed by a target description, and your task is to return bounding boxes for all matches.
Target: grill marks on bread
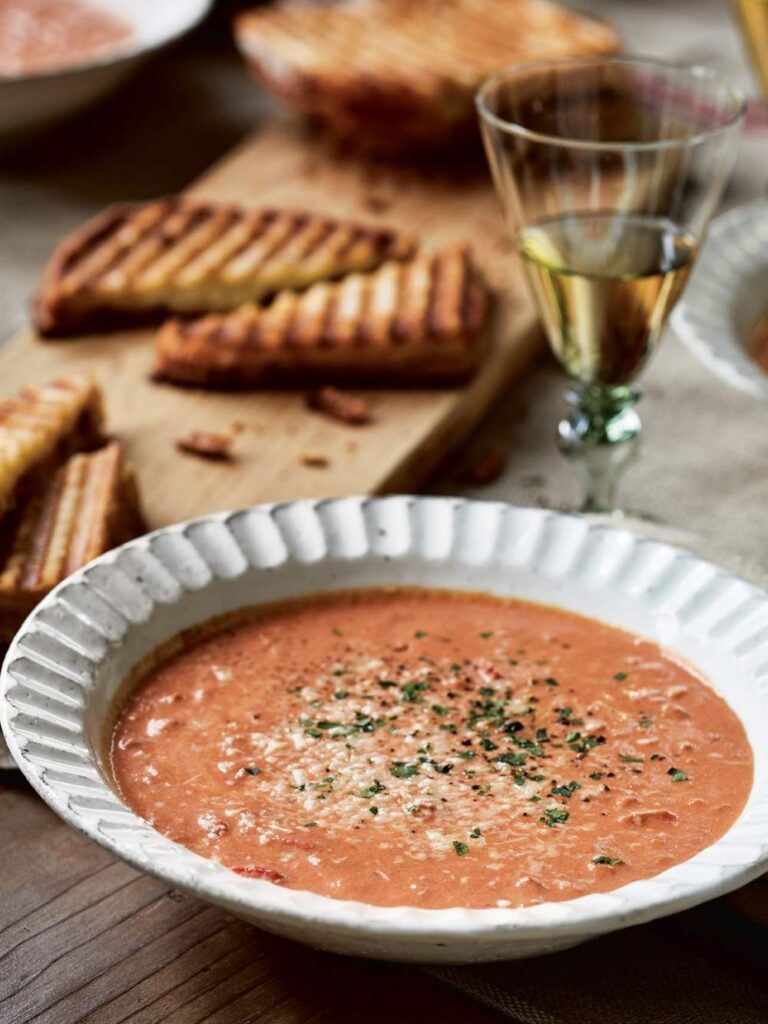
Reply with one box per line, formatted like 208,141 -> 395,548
36,198 -> 416,337
235,0 -> 620,147
0,377 -> 144,648
153,248 -> 489,387
0,376 -> 104,516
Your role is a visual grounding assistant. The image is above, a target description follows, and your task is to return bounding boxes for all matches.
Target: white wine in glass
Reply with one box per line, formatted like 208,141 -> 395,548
477,58 -> 745,513
517,211 -> 698,386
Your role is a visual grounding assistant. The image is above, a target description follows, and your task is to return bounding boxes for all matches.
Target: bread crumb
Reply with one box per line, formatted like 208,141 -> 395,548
462,449 -> 505,486
176,431 -> 233,462
300,450 -> 329,468
307,386 -> 370,425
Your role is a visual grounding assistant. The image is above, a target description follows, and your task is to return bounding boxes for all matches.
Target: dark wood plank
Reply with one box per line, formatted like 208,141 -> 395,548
0,781 -> 502,1024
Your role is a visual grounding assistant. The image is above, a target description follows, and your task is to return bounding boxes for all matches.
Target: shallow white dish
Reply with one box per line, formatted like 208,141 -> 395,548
0,0 -> 212,137
2,497 -> 768,964
672,199 -> 768,402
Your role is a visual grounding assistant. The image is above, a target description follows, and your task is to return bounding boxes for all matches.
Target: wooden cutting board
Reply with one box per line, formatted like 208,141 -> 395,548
0,120 -> 541,528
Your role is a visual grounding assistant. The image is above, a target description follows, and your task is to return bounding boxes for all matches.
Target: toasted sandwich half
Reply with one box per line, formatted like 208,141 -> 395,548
235,0 -> 620,149
0,442 -> 144,646
153,247 -> 489,388
36,197 -> 416,337
0,375 -> 104,517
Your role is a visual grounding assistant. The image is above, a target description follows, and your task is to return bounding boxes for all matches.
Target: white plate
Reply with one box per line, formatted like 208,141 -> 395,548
0,0 -> 212,137
672,199 -> 768,402
2,497 -> 768,964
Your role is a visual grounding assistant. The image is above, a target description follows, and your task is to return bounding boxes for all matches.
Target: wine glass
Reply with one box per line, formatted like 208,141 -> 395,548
476,57 -> 745,514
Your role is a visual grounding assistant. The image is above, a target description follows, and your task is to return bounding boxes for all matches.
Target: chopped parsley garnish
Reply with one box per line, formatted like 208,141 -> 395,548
333,691 -> 349,700
360,779 -> 385,798
469,698 -> 507,726
369,806 -> 379,816
516,737 -> 545,756
431,704 -> 452,716
638,716 -> 652,729
667,767 -> 689,782
589,772 -> 604,781
304,822 -> 318,828
332,668 -> 348,677
453,840 -> 470,856
414,630 -> 428,639
481,737 -> 499,752
377,679 -> 397,689
619,754 -> 643,764
458,750 -> 476,760
544,677 -> 559,687
478,686 -> 496,697
550,781 -> 581,798
540,807 -> 570,828
469,827 -> 483,839
496,752 -> 527,767
557,707 -> 583,726
400,681 -> 429,703
244,766 -> 261,776
309,776 -> 335,792
593,855 -> 623,866
649,753 -> 665,761
479,631 -> 493,639
390,761 -> 420,779
566,732 -> 604,754
614,672 -> 628,681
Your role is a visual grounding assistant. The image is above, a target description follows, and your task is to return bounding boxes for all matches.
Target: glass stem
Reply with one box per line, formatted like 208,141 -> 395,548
557,384 -> 642,514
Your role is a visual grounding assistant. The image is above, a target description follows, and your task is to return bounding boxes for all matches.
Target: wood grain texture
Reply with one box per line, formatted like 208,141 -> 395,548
0,781 -> 503,1024
0,119 -> 541,529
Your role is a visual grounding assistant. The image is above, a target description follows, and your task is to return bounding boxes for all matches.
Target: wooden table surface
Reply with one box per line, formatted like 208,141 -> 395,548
0,773 -> 503,1023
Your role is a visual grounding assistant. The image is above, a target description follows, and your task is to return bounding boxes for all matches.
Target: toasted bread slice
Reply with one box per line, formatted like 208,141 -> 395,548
36,197 -> 416,337
0,442 -> 144,645
235,0 -> 620,149
153,247 -> 489,388
0,375 -> 104,517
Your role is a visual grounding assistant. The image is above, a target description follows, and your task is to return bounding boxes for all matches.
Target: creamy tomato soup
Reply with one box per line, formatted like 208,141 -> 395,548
111,589 -> 752,910
0,0 -> 132,77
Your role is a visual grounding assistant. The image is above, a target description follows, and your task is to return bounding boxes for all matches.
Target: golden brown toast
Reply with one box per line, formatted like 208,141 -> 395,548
234,0 -> 620,149
153,247 -> 489,388
36,197 -> 416,337
0,442 -> 144,646
0,375 -> 104,517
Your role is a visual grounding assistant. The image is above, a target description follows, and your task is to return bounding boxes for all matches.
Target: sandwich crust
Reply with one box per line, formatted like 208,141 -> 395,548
36,197 -> 416,337
0,375 -> 104,517
153,247 -> 490,388
0,441 -> 144,646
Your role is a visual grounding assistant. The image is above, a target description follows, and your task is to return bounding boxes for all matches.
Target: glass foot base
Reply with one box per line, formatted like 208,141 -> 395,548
558,384 -> 642,514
